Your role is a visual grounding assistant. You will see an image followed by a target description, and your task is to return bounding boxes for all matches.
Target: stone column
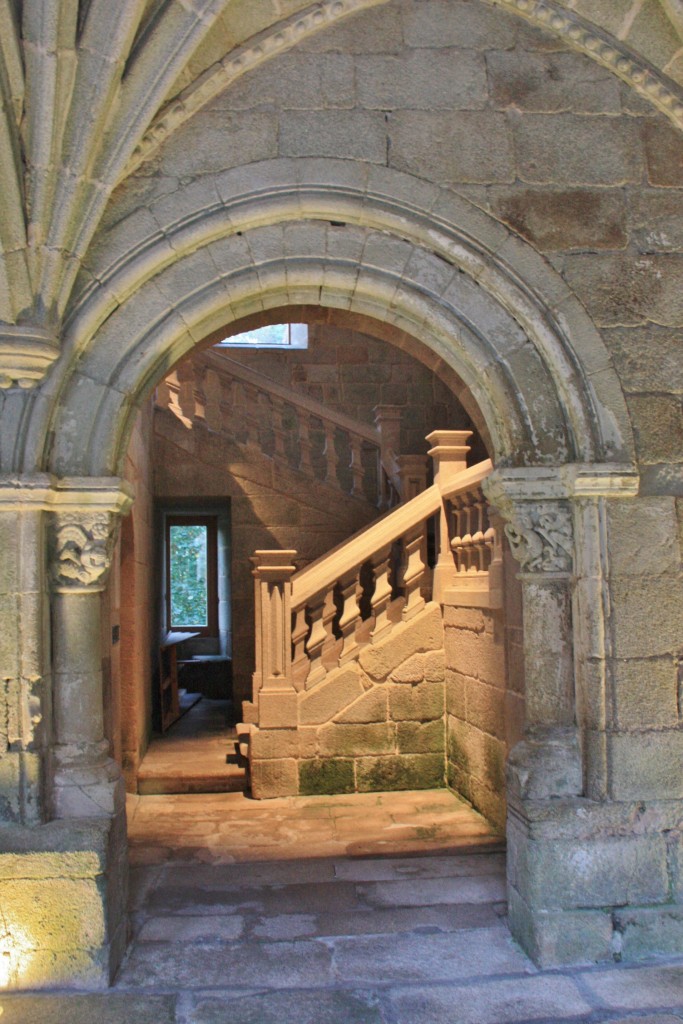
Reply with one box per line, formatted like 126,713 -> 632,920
484,469 -> 580,799
251,550 -> 298,729
48,483 -> 133,819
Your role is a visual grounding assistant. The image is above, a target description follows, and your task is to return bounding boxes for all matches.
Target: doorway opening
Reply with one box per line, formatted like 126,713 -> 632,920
111,310 -> 515,840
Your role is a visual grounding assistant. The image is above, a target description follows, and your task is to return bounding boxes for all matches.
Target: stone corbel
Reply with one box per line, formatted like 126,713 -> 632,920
0,324 -> 60,389
48,479 -> 134,593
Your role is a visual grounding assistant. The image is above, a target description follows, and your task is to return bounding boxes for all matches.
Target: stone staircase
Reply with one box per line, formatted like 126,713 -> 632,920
238,435 -> 503,800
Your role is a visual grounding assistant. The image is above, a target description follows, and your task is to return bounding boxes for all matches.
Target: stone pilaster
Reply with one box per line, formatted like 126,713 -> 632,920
484,469 -> 581,799
47,482 -> 133,820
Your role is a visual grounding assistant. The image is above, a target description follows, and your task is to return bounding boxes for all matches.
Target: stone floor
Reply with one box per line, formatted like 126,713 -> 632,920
2,788 -> 683,1023
137,698 -> 244,794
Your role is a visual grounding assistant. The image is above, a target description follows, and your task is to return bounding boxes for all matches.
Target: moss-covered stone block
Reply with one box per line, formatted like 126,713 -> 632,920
397,719 -> 445,754
357,753 -> 445,792
299,758 -> 355,795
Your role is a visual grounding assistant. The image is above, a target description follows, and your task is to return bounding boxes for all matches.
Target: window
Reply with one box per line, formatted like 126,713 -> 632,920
213,323 -> 308,349
165,515 -> 218,636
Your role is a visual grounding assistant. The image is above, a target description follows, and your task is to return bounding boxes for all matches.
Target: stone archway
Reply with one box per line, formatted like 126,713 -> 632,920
28,164 -> 642,969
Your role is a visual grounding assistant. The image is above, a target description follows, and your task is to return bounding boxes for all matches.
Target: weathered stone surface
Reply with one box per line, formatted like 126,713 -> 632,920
299,667 -> 364,725
332,927 -> 528,984
389,111 -> 515,184
510,829 -> 670,910
629,394 -> 683,463
603,327 -> 683,394
0,995 -> 176,1023
488,51 -> 621,113
610,576 -> 682,658
611,657 -> 679,729
507,886 -> 614,968
490,188 -> 626,251
250,758 -> 298,799
188,990 -> 384,1024
359,605 -> 443,682
396,719 -> 444,754
334,687 -> 387,724
513,114 -> 641,185
356,51 -> 487,110
585,964 -> 683,1009
356,754 -> 444,792
389,974 -> 593,1023
390,653 -> 425,684
389,680 -> 444,722
609,729 -> 683,800
614,906 -> 683,959
402,1 -> 516,49
318,723 -> 394,757
563,255 -> 683,327
299,758 -> 355,795
607,497 -> 681,575
279,111 -> 387,162
644,119 -> 683,186
630,190 -> 683,253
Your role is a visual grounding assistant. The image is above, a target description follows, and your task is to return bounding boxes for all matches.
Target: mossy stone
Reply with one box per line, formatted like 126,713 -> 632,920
299,758 -> 355,796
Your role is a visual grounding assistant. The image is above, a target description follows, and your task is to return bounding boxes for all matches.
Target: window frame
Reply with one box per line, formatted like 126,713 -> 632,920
165,514 -> 218,637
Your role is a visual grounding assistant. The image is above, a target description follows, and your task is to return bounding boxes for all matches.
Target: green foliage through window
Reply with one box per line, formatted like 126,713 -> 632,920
169,524 -> 208,627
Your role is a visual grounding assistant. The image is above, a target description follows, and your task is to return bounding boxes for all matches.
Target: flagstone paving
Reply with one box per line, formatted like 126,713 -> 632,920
2,789 -> 682,1023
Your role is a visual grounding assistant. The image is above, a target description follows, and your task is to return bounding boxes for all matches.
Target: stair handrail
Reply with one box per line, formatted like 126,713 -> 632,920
204,350 -> 380,444
291,484 -> 440,607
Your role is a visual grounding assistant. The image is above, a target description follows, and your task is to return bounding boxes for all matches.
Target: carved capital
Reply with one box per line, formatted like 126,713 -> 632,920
505,502 -> 573,574
484,473 -> 573,574
50,510 -> 121,591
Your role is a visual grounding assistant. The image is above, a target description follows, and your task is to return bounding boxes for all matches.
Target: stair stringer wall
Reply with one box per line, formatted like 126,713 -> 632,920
248,603 -> 447,799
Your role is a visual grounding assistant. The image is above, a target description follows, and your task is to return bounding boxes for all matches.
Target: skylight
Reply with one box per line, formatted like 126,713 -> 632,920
214,324 -> 308,349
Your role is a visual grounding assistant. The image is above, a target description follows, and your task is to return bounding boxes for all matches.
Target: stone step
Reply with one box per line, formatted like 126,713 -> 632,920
137,762 -> 246,795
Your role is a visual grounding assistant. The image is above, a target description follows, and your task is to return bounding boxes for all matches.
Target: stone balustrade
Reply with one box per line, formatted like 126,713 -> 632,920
156,353 -> 407,508
244,435 -> 499,735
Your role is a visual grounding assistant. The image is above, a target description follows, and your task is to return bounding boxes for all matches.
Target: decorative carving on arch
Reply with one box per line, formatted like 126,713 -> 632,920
122,0 -> 391,180
485,0 -> 683,129
123,0 -> 683,181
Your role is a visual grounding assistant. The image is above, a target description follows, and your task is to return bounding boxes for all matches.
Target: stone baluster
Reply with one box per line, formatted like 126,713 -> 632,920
270,396 -> 288,462
251,550 -> 298,728
337,569 -> 362,665
291,605 -> 310,687
304,588 -> 337,687
374,405 -> 402,508
243,383 -> 262,449
370,543 -> 394,642
49,485 -> 133,818
176,361 -> 196,423
203,368 -> 223,432
323,420 -> 340,488
398,522 -> 427,621
297,410 -> 314,476
427,430 -> 471,602
349,435 -> 365,499
396,454 -> 429,502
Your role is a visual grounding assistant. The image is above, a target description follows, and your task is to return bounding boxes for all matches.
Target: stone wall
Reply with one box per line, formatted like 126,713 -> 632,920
249,603 -> 447,799
226,320 -> 481,460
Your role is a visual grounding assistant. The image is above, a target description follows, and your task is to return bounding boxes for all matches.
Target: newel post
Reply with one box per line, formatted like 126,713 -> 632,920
251,550 -> 298,728
374,405 -> 402,507
427,430 -> 471,602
